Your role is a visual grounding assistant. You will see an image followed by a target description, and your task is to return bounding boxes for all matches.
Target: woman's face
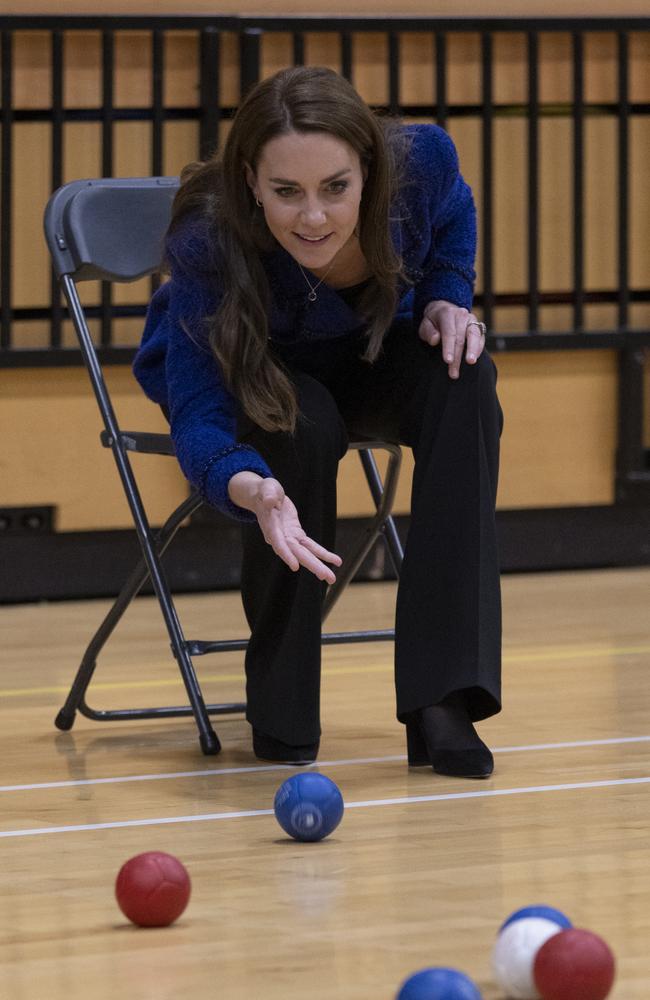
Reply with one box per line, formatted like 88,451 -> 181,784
246,130 -> 365,277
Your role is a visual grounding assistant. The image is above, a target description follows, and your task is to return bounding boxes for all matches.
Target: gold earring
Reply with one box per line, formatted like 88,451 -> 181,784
255,196 -> 263,208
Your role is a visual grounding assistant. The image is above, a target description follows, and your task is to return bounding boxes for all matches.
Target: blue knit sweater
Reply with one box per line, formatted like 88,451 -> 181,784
133,124 -> 477,521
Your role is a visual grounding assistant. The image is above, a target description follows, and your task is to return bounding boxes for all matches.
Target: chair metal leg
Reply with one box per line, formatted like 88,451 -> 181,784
322,443 -> 404,623
55,492 -> 203,727
55,492 -> 231,754
357,446 -> 404,578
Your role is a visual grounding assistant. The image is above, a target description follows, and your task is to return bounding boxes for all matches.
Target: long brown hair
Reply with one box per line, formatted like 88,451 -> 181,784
170,65 -> 407,432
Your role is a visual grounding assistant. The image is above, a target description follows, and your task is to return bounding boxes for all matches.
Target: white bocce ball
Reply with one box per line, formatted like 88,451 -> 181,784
492,916 -> 563,999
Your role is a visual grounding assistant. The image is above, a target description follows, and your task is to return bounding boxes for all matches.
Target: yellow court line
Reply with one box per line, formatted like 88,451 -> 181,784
1,643 -> 649,699
502,643 -> 650,664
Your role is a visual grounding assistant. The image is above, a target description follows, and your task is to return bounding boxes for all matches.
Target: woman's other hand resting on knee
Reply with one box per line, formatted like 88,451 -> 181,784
418,299 -> 487,380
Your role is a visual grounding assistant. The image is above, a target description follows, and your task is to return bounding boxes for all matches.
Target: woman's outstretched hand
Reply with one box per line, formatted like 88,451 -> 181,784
228,471 -> 342,583
418,299 -> 486,380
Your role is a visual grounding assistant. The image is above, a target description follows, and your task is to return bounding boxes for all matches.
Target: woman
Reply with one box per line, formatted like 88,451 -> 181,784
134,65 -> 503,777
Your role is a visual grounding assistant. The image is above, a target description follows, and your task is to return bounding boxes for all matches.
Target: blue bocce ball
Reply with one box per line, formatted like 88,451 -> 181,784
273,772 -> 344,842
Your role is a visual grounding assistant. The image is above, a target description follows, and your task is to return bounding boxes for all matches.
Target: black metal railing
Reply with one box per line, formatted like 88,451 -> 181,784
1,15 -> 649,499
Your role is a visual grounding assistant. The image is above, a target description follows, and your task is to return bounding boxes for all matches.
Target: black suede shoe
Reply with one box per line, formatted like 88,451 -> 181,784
405,695 -> 494,778
252,729 -> 319,765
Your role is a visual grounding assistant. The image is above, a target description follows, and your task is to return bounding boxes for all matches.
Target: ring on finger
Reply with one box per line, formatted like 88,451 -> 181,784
466,320 -> 487,337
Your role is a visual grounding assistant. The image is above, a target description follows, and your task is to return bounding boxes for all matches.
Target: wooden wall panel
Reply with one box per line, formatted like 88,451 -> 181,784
260,33 -> 293,82
164,120 -> 201,177
630,31 -> 650,102
495,350 -> 618,508
63,32 -> 102,108
0,368 -> 188,531
13,31 -> 51,109
585,118 -> 618,291
12,124 -> 51,311
492,118 -> 528,297
492,32 -> 527,105
539,119 -> 572,295
538,33 -> 573,104
398,33 -> 435,105
63,123 -> 102,183
303,33 -> 342,75
114,32 -> 152,108
630,118 -> 650,289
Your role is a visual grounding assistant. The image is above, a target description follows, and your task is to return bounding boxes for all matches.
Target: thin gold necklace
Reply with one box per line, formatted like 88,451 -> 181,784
297,259 -> 337,302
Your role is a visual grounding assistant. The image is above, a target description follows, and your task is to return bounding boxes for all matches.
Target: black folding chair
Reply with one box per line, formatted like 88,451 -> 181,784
43,176 -> 404,756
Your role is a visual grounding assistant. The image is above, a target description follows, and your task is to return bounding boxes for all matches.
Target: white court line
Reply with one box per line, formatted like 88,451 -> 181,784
0,756 -> 405,793
2,774 -> 650,840
2,734 -> 650,794
496,734 -> 650,753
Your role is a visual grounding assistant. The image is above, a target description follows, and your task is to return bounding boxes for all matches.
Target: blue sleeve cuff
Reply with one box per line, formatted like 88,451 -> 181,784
413,265 -> 475,325
420,267 -> 474,305
199,443 -> 273,522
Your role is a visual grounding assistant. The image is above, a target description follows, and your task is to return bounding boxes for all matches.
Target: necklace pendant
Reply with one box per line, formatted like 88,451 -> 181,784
307,290 -> 317,302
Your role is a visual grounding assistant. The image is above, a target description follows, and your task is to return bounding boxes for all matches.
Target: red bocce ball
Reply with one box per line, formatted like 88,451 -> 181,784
115,851 -> 191,927
533,928 -> 615,1000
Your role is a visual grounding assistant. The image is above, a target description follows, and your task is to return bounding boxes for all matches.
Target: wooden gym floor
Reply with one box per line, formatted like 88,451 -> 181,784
1,567 -> 649,999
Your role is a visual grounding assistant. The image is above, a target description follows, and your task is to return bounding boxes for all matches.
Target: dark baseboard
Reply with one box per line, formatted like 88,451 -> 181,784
1,504 -> 649,604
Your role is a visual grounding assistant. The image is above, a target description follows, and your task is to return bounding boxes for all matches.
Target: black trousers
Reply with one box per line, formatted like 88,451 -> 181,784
237,319 -> 503,746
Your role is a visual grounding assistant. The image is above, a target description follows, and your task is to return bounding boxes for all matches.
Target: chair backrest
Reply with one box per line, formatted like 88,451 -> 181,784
43,176 -> 180,283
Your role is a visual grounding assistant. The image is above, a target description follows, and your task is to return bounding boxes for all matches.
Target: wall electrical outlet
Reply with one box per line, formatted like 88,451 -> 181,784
0,506 -> 56,535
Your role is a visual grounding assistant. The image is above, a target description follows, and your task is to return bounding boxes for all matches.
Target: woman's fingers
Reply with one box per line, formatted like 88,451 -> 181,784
464,317 -> 486,363
255,490 -> 341,582
286,536 -> 338,584
299,535 -> 343,567
417,312 -> 441,347
419,301 -> 487,378
445,310 -> 466,379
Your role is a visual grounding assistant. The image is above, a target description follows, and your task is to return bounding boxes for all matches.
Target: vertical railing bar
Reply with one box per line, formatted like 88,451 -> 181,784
612,31 -> 640,503
527,30 -> 539,333
340,30 -> 352,81
481,29 -> 494,332
151,28 -> 164,175
435,31 -> 447,127
50,29 -> 64,349
617,30 -> 629,331
616,349 -> 646,499
101,29 -> 114,180
572,29 -> 585,332
0,31 -> 13,351
292,31 -> 304,67
100,28 -> 114,348
199,26 -> 221,161
150,28 -> 165,298
239,28 -> 261,99
388,30 -> 399,116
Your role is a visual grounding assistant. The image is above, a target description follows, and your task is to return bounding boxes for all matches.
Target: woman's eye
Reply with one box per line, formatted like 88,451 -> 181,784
328,181 -> 348,194
274,187 -> 296,198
